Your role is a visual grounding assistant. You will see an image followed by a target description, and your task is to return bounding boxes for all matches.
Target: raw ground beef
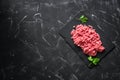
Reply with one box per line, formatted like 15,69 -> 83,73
71,24 -> 105,56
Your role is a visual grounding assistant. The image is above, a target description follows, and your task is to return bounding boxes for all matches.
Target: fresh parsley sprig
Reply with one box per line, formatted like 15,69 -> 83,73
77,15 -> 88,23
88,56 -> 100,65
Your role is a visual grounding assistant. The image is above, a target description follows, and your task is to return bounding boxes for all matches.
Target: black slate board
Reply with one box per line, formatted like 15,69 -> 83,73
59,11 -> 115,68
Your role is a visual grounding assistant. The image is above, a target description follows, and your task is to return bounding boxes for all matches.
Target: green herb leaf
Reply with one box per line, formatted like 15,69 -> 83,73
88,56 -> 100,65
80,15 -> 84,19
79,15 -> 88,23
88,56 -> 93,62
92,58 -> 100,65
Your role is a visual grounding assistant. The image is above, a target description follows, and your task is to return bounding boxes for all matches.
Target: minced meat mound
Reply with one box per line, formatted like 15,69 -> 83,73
71,24 -> 105,56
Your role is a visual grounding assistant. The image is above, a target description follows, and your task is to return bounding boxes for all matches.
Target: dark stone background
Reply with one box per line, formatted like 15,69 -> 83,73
0,0 -> 120,80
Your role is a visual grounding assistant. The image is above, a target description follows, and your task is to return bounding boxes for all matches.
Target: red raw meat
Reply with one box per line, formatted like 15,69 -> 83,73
71,24 -> 105,56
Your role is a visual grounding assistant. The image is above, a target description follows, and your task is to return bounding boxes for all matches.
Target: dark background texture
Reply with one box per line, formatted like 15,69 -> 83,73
0,0 -> 120,80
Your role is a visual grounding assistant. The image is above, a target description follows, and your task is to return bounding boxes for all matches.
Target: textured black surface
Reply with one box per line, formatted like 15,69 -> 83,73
59,11 -> 115,67
0,0 -> 120,80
